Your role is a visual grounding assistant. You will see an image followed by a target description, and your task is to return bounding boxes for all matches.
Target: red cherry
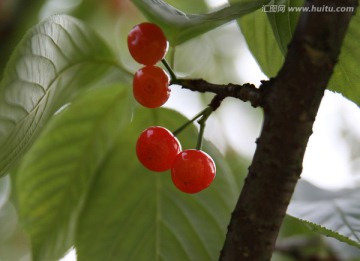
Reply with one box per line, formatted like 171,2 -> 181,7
136,126 -> 181,172
171,150 -> 216,194
133,66 -> 170,108
127,22 -> 168,65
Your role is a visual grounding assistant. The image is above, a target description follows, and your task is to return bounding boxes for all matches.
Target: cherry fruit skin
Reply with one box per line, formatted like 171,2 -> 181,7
133,66 -> 170,108
171,150 -> 216,194
127,22 -> 168,65
136,126 -> 181,172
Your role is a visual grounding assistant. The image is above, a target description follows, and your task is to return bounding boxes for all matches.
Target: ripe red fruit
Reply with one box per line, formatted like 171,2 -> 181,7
133,66 -> 170,108
136,126 -> 181,172
127,22 -> 168,65
171,150 -> 216,194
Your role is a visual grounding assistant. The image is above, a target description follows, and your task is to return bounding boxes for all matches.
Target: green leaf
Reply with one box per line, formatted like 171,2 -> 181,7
287,180 -> 360,249
262,0 -> 360,107
0,202 -> 18,244
131,0 -> 269,45
75,108 -> 241,261
266,0 -> 303,55
291,217 -> 360,249
235,6 -> 284,77
0,176 -> 10,209
237,0 -> 360,106
268,3 -> 360,106
224,149 -> 249,190
16,85 -> 131,261
328,10 -> 360,106
0,14 -> 117,177
163,0 -> 208,13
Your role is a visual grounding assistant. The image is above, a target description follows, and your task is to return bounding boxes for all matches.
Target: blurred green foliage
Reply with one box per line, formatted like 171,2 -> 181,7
0,0 -> 360,260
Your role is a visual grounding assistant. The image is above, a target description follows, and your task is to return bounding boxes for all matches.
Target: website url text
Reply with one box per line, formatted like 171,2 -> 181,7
262,5 -> 355,13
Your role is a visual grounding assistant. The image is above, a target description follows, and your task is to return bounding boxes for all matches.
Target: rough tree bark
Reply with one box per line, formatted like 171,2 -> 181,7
217,0 -> 358,260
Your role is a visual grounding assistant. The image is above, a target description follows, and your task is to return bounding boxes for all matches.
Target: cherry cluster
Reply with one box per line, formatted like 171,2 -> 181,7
127,22 -> 216,194
127,22 -> 170,108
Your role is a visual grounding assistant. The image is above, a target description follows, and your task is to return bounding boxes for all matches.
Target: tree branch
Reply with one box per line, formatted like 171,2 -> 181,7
173,79 -> 265,108
218,0 -> 358,260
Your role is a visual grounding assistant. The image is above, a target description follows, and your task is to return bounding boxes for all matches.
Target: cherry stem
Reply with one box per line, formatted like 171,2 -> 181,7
173,94 -> 223,143
173,108 -> 209,136
196,107 -> 213,150
169,47 -> 176,69
161,58 -> 177,81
